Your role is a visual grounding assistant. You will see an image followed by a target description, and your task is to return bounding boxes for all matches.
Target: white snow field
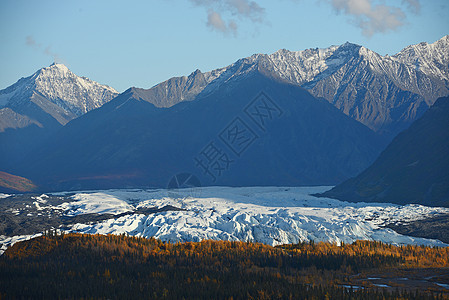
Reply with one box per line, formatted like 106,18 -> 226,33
1,186 -> 448,254
57,186 -> 448,246
58,192 -> 135,216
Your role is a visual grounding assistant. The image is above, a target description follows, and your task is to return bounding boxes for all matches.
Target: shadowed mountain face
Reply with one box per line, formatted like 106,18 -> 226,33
321,96 -> 449,207
13,71 -> 383,191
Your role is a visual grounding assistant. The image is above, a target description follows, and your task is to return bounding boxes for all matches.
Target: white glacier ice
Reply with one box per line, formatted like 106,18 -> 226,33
2,186 -> 448,255
58,186 -> 449,247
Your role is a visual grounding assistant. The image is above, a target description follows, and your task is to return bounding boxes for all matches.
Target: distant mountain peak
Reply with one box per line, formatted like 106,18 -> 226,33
1,64 -> 118,112
0,64 -> 119,129
393,35 -> 449,82
341,41 -> 361,48
33,63 -> 70,81
439,34 -> 449,44
33,63 -> 71,79
49,62 -> 68,69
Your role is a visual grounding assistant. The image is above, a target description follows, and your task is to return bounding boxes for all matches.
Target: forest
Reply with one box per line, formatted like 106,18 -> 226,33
1,232 -> 448,299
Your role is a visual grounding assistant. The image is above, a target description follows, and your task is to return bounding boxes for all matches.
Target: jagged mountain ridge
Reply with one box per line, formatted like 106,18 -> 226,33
144,36 -> 449,136
0,63 -> 118,130
393,35 -> 449,82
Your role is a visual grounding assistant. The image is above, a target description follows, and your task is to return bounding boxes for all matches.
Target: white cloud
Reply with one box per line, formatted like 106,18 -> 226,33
189,0 -> 265,36
327,0 -> 419,37
402,0 -> 420,14
187,0 -> 420,38
25,35 -> 61,62
225,0 -> 265,22
207,9 -> 238,35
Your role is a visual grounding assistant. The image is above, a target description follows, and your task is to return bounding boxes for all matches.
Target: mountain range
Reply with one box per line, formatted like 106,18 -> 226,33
144,35 -> 449,136
1,36 -> 448,194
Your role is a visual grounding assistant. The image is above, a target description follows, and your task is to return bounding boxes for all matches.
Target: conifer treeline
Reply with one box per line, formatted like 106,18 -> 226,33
0,233 -> 448,299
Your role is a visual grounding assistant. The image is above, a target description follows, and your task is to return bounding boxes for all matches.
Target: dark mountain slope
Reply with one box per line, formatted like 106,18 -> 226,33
321,96 -> 449,207
15,71 -> 383,191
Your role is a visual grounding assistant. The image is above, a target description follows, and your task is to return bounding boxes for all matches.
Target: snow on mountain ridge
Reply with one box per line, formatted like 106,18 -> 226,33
393,35 -> 449,82
201,43 -> 356,91
197,37 -> 448,104
134,37 -> 447,135
131,36 -> 448,129
0,63 -> 118,117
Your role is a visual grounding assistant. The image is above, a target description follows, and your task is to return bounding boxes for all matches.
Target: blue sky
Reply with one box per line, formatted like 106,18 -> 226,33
0,0 -> 448,92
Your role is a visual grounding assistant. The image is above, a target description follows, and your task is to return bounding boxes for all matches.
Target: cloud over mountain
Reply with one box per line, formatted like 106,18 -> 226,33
187,0 -> 421,37
25,35 -> 62,63
327,0 -> 422,37
189,0 -> 265,35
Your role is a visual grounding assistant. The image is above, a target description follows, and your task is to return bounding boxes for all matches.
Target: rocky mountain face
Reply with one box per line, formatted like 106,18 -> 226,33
320,96 -> 449,207
0,63 -> 118,131
143,36 -> 449,137
137,69 -> 209,108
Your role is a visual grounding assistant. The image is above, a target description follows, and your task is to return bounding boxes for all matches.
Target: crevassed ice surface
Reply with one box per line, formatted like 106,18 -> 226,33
48,186 -> 449,247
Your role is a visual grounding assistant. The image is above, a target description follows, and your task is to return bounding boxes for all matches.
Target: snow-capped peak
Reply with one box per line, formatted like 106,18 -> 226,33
393,35 -> 449,81
49,62 -> 69,70
196,37 -> 448,103
0,63 -> 119,117
200,42 -> 359,91
33,63 -> 70,82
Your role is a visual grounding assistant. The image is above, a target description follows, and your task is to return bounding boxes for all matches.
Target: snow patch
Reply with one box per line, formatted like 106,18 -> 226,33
58,192 -> 135,216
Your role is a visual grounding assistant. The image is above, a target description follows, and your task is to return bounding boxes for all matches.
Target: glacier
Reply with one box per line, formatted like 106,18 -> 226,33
2,186 -> 446,255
